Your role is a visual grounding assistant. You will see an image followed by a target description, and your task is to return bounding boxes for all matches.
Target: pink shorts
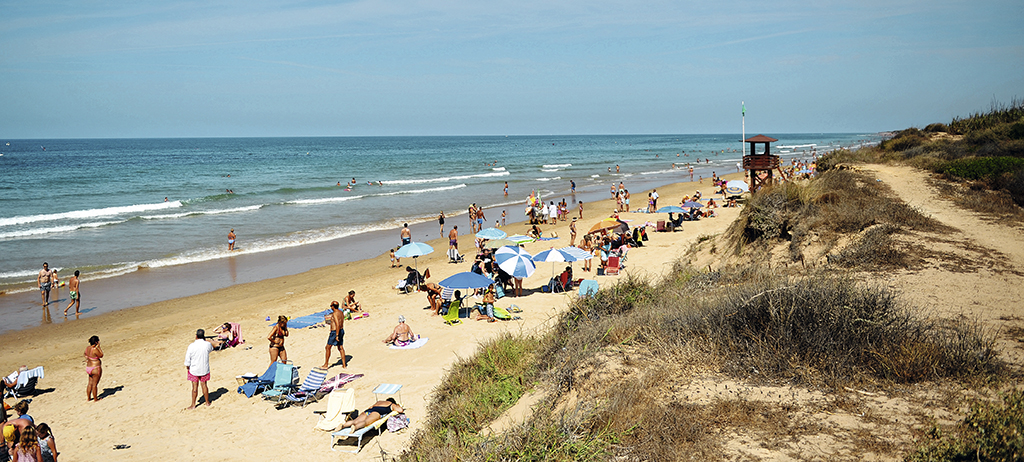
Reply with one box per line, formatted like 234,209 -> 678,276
187,372 -> 210,382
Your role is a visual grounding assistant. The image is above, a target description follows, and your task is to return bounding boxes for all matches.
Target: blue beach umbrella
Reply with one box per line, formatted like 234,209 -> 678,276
656,206 -> 687,214
494,245 -> 536,279
534,247 -> 579,279
682,201 -> 703,209
439,271 -> 496,290
395,242 -> 434,275
475,227 -> 507,240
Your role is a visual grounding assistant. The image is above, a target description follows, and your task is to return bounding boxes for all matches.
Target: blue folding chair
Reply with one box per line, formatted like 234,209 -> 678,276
280,367 -> 329,408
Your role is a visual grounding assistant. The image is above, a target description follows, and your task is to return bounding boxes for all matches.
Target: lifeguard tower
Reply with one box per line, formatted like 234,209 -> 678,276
742,135 -> 779,192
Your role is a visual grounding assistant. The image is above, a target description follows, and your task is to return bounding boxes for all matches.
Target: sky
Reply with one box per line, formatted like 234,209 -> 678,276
1,0 -> 1021,138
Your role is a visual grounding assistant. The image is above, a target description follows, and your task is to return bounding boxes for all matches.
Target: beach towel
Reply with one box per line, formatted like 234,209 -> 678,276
388,337 -> 429,350
228,322 -> 244,347
536,237 -> 559,241
272,309 -> 331,329
319,372 -> 364,394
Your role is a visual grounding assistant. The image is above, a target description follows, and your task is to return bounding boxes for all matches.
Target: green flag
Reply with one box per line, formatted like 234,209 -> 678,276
742,104 -> 745,117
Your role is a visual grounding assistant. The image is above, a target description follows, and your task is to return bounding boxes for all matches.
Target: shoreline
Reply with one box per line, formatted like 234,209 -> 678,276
0,173 -> 748,461
0,170 -> 730,335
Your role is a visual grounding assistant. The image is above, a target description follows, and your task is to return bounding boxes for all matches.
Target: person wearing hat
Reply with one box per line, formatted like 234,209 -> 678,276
185,329 -> 214,409
383,315 -> 415,346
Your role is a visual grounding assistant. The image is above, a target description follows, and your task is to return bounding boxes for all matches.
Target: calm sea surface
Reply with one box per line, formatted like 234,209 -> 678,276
0,134 -> 878,331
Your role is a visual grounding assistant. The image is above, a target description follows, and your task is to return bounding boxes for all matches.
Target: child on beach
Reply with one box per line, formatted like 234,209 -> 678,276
390,248 -> 397,268
501,210 -> 506,227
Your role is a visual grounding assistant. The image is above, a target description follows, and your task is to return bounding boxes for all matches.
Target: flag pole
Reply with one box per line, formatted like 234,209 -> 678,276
741,101 -> 746,157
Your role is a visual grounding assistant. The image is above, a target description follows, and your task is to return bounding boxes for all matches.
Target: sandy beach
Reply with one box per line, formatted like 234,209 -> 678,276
1,174 -> 745,461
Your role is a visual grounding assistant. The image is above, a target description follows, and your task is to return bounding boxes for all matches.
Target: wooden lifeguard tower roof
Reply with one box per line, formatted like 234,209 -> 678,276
744,134 -> 778,143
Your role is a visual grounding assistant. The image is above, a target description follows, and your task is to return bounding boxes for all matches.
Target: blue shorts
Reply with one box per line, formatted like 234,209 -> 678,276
476,218 -> 483,225
327,329 -> 344,346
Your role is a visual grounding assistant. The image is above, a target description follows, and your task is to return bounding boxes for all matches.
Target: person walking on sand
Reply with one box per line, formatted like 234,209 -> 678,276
400,223 -> 411,246
64,270 -> 81,316
448,225 -> 459,251
438,211 -> 445,238
185,329 -> 214,409
570,218 -> 578,246
227,229 -> 236,251
323,301 -> 347,368
85,335 -> 103,401
37,262 -> 57,307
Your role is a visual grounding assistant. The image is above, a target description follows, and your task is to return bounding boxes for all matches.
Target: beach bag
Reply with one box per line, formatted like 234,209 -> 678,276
494,285 -> 505,299
387,413 -> 410,432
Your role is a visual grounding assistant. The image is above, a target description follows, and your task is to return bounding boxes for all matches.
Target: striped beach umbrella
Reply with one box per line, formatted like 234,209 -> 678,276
494,245 -> 535,279
533,247 -> 578,279
561,246 -> 593,261
507,234 -> 535,244
725,180 -> 749,196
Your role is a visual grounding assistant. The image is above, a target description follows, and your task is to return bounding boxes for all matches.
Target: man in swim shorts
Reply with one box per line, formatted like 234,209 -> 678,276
400,223 -> 411,246
37,262 -> 56,307
448,226 -> 459,250
184,329 -> 214,409
65,270 -> 81,316
323,301 -> 347,368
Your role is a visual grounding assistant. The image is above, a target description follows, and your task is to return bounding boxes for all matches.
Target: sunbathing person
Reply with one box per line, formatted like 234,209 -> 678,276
383,316 -> 415,344
528,224 -> 542,239
210,322 -> 234,349
339,398 -> 404,431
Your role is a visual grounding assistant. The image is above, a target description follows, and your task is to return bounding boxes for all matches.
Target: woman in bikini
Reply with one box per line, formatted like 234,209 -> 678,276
268,315 -> 289,365
338,398 -> 404,431
84,335 -> 102,402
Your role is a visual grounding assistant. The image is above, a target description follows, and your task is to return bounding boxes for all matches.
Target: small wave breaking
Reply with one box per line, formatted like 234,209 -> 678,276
0,201 -> 182,227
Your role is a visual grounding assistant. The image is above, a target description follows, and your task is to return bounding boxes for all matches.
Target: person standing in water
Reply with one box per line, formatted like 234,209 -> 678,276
64,270 -> 81,316
227,229 -> 236,251
37,262 -> 57,307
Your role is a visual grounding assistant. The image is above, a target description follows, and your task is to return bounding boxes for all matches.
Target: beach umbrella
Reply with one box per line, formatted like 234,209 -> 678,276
494,245 -> 535,279
395,242 -> 434,275
588,218 -> 628,235
483,238 -> 515,249
725,180 -> 749,196
656,206 -> 687,214
475,227 -> 507,240
533,247 -> 579,279
681,201 -> 703,209
507,234 -> 535,245
439,271 -> 496,290
561,246 -> 593,261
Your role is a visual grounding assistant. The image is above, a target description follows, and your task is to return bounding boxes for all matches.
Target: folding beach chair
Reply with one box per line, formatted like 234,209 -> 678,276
261,364 -> 299,400
278,367 -> 329,408
605,256 -> 620,276
447,248 -> 464,264
442,299 -> 463,325
3,367 -> 44,399
238,363 -> 279,398
330,411 -> 397,453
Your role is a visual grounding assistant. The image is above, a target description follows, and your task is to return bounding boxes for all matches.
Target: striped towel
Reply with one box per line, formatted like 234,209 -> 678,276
318,372 -> 364,393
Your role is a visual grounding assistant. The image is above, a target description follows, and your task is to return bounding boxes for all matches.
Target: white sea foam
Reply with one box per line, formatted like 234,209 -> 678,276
0,220 -> 123,240
143,204 -> 264,218
542,164 -> 571,168
541,169 -> 559,172
777,144 -> 816,149
535,177 -> 561,182
492,167 -> 506,171
590,174 -> 600,178
0,201 -> 182,227
383,171 -> 508,185
288,196 -> 364,205
378,184 -> 467,197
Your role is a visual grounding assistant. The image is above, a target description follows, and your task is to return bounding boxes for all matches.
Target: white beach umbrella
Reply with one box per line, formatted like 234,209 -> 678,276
395,242 -> 434,275
494,245 -> 535,279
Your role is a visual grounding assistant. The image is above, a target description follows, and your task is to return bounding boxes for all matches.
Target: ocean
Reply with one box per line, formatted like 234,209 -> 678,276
0,134 -> 879,332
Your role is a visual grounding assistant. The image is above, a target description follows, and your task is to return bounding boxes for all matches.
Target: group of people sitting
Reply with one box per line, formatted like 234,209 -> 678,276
3,400 -> 58,462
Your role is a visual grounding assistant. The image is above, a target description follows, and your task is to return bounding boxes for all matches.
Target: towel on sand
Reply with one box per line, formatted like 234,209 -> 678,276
388,338 -> 429,350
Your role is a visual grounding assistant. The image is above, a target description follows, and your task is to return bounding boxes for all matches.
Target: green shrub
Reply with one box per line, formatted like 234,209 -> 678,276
907,390 -> 1024,461
942,156 -> 1024,180
924,123 -> 949,133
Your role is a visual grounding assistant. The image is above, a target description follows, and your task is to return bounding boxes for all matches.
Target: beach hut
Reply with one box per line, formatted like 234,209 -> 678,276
742,134 -> 779,192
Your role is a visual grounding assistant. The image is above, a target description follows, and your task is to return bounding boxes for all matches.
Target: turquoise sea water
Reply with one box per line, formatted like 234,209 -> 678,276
0,134 -> 878,330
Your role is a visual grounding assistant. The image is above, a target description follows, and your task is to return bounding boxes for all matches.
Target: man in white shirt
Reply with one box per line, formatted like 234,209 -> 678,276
184,329 -> 214,409
651,189 -> 660,210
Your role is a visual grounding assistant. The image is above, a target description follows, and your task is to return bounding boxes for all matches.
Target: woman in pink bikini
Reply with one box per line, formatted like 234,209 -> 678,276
84,335 -> 103,401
